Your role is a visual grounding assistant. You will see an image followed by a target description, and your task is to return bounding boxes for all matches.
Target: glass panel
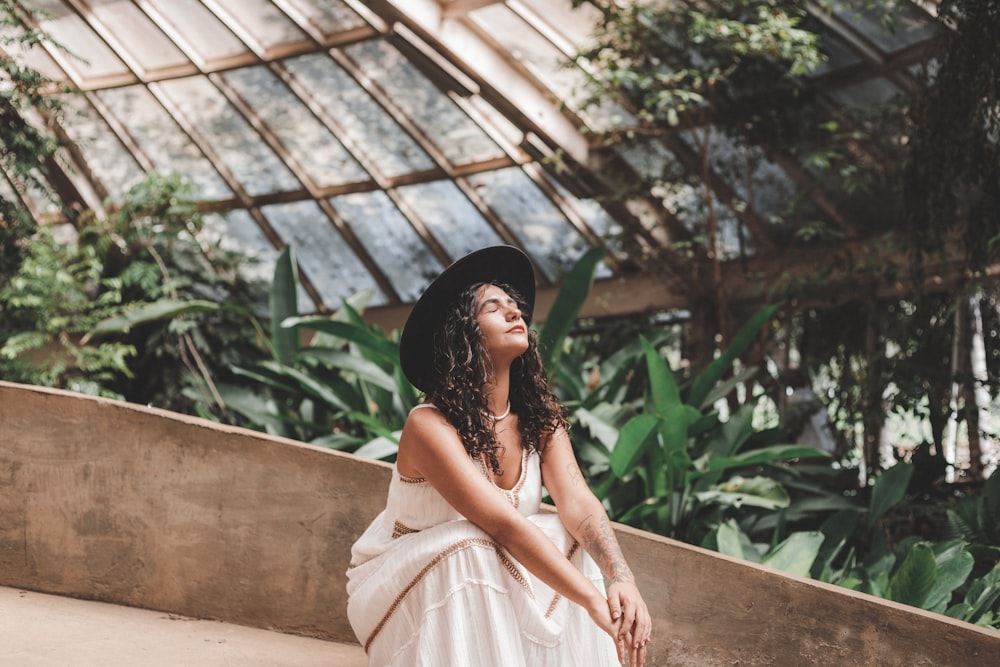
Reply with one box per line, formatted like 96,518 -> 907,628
85,0 -> 189,74
0,16 -> 67,82
517,0 -> 602,47
26,0 -> 130,83
344,39 -> 505,167
201,208 -> 311,313
466,167 -> 588,281
58,93 -> 145,198
831,1 -> 937,54
826,77 -> 902,108
670,185 -> 754,260
469,5 -> 586,109
157,76 -> 300,196
221,66 -> 368,188
698,128 -> 799,226
545,178 -> 619,277
144,0 -> 247,65
470,3 -> 626,131
810,31 -> 864,77
330,191 -> 440,302
395,180 -> 504,260
210,0 -> 307,50
261,200 -> 385,310
280,0 -> 369,36
97,85 -> 232,200
284,53 -> 435,179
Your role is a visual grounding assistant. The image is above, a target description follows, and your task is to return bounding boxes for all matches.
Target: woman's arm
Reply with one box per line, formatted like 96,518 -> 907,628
396,408 -> 622,651
541,427 -> 653,666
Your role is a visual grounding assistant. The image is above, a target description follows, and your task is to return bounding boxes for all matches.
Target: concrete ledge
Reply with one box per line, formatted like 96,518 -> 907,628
0,586 -> 366,666
1,381 -> 998,665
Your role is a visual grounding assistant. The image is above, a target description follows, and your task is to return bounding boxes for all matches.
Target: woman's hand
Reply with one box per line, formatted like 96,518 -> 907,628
607,580 -> 652,666
584,592 -> 626,663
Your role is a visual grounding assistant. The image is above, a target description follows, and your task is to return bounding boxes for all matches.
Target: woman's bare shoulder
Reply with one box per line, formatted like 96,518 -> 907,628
404,403 -> 450,432
397,403 -> 460,473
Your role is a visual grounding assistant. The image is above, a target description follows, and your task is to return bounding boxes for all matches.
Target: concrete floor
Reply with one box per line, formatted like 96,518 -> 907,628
0,586 -> 367,667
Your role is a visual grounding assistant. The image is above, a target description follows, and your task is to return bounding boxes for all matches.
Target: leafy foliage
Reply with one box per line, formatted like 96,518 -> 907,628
4,173 -> 268,409
0,7 -> 69,293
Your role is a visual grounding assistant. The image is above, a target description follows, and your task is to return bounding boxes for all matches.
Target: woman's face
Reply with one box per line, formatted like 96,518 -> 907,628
474,283 -> 529,363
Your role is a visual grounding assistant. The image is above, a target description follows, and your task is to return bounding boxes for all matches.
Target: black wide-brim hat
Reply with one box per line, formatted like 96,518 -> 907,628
399,245 -> 536,393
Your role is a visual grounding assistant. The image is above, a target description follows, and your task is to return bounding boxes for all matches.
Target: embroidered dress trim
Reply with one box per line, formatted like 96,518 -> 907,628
398,472 -> 427,484
363,536 -> 533,652
544,541 -> 581,618
480,447 -> 530,509
392,520 -> 420,539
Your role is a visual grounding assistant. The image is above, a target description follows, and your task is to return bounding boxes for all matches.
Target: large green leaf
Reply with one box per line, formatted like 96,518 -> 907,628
310,431 -> 365,451
353,434 -> 401,461
961,563 -> 1000,624
706,445 -> 829,472
574,405 -> 623,452
214,383 -> 288,433
924,542 -> 974,612
282,316 -> 399,363
232,363 -> 310,396
695,475 -> 791,510
697,365 -> 759,411
610,413 -> 659,478
251,360 -> 353,413
688,303 -> 780,408
703,402 -> 757,459
270,245 -> 299,366
301,347 -> 397,392
886,542 -> 936,607
641,336 -> 687,512
762,531 -> 824,577
715,519 -> 745,559
869,463 -> 914,527
538,245 -> 605,370
83,299 -> 234,342
814,509 -> 861,577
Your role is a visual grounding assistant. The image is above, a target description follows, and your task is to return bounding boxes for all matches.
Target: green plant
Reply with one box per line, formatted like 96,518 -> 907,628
597,305 -> 829,542
22,173 -> 269,409
810,464 -> 1000,628
0,5 -> 69,278
189,245 -> 416,454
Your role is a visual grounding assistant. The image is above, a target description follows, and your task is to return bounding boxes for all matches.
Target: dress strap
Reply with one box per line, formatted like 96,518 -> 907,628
408,402 -> 438,415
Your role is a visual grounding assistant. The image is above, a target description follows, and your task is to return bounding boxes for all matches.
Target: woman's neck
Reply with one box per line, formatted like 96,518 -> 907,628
486,365 -> 512,418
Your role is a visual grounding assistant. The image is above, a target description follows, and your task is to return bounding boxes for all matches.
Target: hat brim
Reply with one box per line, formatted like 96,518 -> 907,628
399,246 -> 535,393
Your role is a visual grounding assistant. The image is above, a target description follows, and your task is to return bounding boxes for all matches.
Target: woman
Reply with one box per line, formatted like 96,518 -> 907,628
347,246 -> 652,666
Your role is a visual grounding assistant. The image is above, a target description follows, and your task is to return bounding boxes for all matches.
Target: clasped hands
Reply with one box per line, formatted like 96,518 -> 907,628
607,580 -> 651,667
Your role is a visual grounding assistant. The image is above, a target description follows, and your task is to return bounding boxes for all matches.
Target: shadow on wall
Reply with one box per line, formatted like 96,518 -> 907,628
0,381 -> 997,666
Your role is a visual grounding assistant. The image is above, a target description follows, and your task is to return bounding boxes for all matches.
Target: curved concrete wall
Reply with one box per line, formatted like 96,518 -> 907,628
1,381 -> 997,664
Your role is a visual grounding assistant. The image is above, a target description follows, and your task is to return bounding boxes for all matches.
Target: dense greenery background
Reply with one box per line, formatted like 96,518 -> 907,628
1,0 -> 998,629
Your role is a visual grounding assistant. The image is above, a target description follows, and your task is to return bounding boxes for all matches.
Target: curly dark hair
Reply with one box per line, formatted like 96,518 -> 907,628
423,282 -> 568,475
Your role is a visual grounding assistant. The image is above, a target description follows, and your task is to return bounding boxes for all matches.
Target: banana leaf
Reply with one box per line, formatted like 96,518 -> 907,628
538,245 -> 605,370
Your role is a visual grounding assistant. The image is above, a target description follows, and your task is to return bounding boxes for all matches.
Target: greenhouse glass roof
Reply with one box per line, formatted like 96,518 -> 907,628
3,0 -> 944,327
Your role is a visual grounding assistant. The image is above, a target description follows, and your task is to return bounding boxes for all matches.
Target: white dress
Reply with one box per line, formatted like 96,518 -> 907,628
346,413 -> 619,666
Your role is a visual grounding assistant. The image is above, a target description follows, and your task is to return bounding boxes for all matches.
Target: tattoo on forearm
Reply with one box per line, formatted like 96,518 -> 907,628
565,462 -> 582,488
576,512 -> 634,584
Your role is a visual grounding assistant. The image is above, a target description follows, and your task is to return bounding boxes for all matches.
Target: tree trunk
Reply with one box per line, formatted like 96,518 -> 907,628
964,295 -> 989,480
861,302 -> 884,479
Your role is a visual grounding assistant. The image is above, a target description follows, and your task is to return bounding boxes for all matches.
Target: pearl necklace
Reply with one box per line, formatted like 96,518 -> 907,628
490,401 -> 511,421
